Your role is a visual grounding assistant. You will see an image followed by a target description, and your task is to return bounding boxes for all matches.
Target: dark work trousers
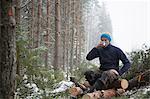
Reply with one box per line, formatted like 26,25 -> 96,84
84,69 -> 119,92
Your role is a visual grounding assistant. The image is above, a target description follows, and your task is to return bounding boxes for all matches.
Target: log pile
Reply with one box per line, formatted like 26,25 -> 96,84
127,69 -> 150,90
69,69 -> 150,98
82,89 -> 125,99
69,79 -> 128,98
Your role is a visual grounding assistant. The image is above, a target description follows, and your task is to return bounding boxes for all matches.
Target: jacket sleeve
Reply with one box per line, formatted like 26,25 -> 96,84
118,49 -> 131,76
86,47 -> 99,60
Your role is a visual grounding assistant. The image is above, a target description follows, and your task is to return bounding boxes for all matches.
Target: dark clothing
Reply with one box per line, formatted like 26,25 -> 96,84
84,70 -> 103,86
86,44 -> 131,75
84,70 -> 119,92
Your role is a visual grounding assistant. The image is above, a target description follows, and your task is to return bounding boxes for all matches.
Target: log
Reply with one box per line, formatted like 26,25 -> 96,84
69,79 -> 128,97
82,91 -> 102,99
69,87 -> 83,96
69,82 -> 89,97
127,69 -> 150,90
112,79 -> 129,89
102,89 -> 116,98
82,89 -> 125,99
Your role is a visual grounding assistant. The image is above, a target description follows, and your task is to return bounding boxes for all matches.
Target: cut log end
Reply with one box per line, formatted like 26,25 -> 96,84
102,89 -> 116,97
82,89 -> 119,99
121,79 -> 128,89
82,91 -> 102,99
82,94 -> 91,99
69,87 -> 82,96
113,79 -> 129,89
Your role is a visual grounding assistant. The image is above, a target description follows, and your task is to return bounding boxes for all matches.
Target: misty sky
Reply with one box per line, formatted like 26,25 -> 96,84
102,0 -> 150,52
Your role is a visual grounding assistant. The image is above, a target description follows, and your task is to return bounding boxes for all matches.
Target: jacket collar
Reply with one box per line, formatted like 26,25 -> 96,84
103,44 -> 111,49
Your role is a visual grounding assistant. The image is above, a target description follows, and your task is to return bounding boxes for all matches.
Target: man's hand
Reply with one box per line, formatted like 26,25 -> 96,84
110,69 -> 119,75
95,43 -> 102,48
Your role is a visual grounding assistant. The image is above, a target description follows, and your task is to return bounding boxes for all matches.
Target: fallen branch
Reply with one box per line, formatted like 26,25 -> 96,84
127,69 -> 150,90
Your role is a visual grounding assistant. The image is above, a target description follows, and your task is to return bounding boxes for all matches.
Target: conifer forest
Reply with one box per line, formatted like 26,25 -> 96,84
0,0 -> 149,99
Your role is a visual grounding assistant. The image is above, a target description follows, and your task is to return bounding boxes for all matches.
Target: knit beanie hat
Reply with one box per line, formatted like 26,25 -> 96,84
100,33 -> 111,42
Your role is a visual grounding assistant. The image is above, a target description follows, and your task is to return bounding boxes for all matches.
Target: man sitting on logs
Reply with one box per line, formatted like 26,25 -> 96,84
84,33 -> 131,93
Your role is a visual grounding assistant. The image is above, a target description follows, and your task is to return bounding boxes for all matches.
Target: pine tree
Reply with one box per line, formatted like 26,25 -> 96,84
0,0 -> 16,98
54,0 -> 61,70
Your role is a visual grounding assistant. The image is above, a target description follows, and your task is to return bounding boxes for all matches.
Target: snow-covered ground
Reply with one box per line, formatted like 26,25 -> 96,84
50,81 -> 74,93
14,75 -> 149,99
126,85 -> 150,99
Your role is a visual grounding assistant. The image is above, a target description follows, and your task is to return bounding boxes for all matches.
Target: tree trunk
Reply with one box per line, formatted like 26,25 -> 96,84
15,0 -> 20,76
61,0 -> 67,71
35,0 -> 42,48
65,0 -> 70,79
0,0 -> 2,42
15,0 -> 20,27
31,0 -> 34,48
0,1 -> 16,99
78,0 -> 83,65
69,0 -> 75,74
45,0 -> 51,67
54,0 -> 61,70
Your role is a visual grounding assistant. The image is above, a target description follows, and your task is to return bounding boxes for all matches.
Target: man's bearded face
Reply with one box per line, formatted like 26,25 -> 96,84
100,37 -> 110,48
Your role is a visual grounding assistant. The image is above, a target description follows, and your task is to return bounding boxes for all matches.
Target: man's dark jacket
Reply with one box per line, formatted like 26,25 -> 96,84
86,44 -> 131,75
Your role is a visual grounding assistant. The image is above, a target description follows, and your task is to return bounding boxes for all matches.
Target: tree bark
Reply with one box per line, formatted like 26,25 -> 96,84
35,0 -> 42,48
69,0 -> 75,74
15,0 -> 20,27
15,0 -> 21,76
53,0 -> 61,70
30,0 -> 34,48
45,0 -> 51,67
65,0 -> 70,78
0,0 -> 2,42
0,1 -> 16,98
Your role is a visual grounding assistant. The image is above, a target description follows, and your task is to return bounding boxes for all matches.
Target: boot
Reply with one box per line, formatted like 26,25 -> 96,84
83,79 -> 105,94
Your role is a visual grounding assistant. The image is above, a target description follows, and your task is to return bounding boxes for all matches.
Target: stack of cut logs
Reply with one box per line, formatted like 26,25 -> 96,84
69,79 -> 128,99
69,69 -> 150,99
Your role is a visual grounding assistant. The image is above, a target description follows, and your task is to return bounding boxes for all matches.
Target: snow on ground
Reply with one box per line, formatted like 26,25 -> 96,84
50,81 -> 74,93
126,85 -> 150,99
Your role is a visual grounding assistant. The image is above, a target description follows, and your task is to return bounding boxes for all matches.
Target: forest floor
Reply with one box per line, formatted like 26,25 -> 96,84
124,85 -> 150,99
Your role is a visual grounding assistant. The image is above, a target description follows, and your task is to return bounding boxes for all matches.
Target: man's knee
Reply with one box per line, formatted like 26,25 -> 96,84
84,70 -> 96,86
100,70 -> 119,87
102,69 -> 119,78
